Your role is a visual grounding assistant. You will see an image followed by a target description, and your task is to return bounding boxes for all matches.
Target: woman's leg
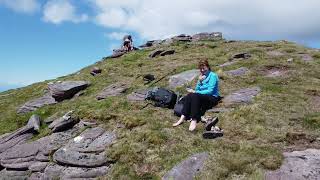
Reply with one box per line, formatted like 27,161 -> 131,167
189,94 -> 218,131
173,93 -> 193,127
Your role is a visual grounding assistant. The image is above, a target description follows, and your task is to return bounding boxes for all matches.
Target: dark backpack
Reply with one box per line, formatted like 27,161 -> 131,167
173,96 -> 185,117
146,87 -> 177,109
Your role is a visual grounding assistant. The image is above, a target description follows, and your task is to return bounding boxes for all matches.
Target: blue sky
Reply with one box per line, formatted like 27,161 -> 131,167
0,0 -> 319,92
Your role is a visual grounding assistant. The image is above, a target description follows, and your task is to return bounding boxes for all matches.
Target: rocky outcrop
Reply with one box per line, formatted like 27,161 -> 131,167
53,127 -> 116,167
48,81 -> 89,102
192,32 -> 222,41
0,115 -> 41,154
223,87 -> 261,106
96,83 -> 128,100
169,69 -> 199,88
163,152 -> 209,180
265,149 -> 320,180
17,93 -> 57,114
0,112 -> 115,179
172,34 -> 192,42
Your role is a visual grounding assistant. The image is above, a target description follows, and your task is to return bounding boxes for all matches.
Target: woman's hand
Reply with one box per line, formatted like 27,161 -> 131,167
199,74 -> 206,81
186,88 -> 195,93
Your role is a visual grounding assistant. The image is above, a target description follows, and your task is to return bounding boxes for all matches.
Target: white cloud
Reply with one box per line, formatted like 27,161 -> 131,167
89,0 -> 320,43
105,32 -> 128,40
43,0 -> 88,24
0,0 -> 40,14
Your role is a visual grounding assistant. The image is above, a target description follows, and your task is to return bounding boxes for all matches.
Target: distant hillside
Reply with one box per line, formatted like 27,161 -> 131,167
0,35 -> 319,179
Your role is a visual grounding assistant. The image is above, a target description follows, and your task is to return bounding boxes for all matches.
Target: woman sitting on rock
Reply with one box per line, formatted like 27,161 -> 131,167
173,59 -> 220,131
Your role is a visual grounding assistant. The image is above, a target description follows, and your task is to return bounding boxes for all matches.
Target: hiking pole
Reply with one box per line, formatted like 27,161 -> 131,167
147,68 -> 177,87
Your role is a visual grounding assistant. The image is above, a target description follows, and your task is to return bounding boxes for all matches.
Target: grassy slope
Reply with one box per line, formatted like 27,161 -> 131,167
0,40 -> 320,179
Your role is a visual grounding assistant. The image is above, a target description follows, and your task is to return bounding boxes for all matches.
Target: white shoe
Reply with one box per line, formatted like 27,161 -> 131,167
189,120 -> 197,131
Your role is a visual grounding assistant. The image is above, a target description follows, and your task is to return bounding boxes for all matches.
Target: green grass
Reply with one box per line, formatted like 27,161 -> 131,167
0,39 -> 320,179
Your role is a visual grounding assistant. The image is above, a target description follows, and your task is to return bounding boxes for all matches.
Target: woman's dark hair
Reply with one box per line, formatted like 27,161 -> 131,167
198,59 -> 211,71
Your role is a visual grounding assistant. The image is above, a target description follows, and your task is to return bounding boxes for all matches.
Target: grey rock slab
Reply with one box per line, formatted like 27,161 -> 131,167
169,69 -> 199,88
0,169 -> 29,179
223,87 -> 261,106
1,161 -> 35,170
27,114 -> 41,132
48,81 -> 89,102
160,50 -> 175,56
48,112 -> 79,133
149,50 -> 164,58
29,172 -> 44,180
265,149 -> 320,180
35,153 -> 49,162
0,133 -> 33,154
53,148 -> 108,167
0,141 -> 39,160
43,163 -> 110,179
36,126 -> 81,156
225,67 -> 249,76
162,152 -> 209,180
53,127 -> 116,167
127,89 -> 150,101
61,166 -> 111,179
96,83 -> 128,100
43,163 -> 66,179
17,93 -> 57,114
29,162 -> 48,172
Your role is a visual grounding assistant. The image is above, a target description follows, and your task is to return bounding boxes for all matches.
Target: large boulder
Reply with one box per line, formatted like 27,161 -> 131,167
96,83 -> 128,100
223,87 -> 261,106
265,149 -> 320,180
192,32 -> 223,41
48,81 -> 89,102
169,69 -> 199,88
53,127 -> 116,167
17,93 -> 57,114
162,152 -> 209,180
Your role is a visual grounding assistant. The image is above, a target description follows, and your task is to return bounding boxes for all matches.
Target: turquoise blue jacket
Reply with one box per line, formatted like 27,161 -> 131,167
195,71 -> 219,97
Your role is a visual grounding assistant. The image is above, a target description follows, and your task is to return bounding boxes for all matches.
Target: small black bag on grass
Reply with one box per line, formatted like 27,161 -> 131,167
146,87 -> 177,109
